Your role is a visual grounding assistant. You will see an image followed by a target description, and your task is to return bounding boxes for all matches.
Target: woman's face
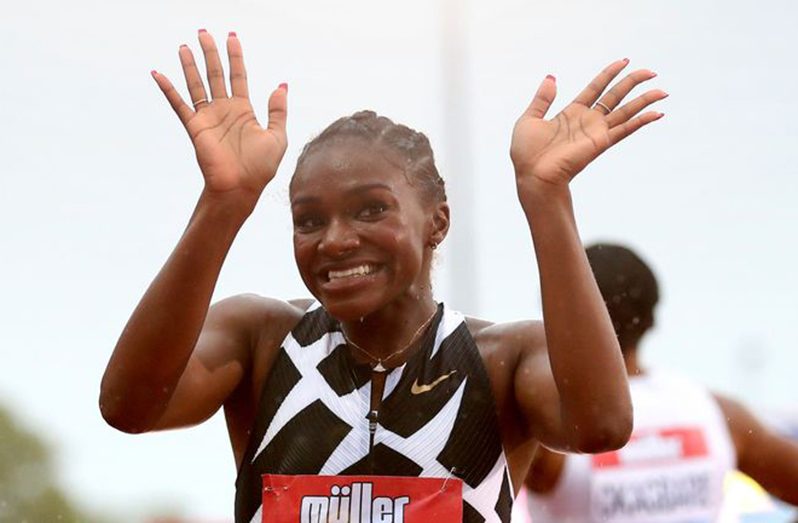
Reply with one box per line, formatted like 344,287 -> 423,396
290,140 -> 443,320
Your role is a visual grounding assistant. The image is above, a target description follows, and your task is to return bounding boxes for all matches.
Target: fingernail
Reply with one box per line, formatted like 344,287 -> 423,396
198,28 -> 207,34
151,70 -> 158,77
179,44 -> 188,49
650,71 -> 658,78
657,112 -> 665,119
229,31 -> 237,37
279,82 -> 288,92
546,74 -> 556,83
622,58 -> 630,64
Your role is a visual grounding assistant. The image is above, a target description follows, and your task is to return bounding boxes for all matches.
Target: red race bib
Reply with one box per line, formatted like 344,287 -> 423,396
261,474 -> 463,523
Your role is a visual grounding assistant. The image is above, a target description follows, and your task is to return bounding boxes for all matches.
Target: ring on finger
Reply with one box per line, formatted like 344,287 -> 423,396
192,98 -> 208,108
594,101 -> 611,115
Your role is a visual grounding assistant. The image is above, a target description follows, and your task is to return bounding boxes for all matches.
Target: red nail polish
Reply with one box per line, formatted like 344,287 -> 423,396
622,57 -> 630,63
279,82 -> 288,92
151,70 -> 158,77
198,28 -> 207,34
546,74 -> 556,82
229,31 -> 237,37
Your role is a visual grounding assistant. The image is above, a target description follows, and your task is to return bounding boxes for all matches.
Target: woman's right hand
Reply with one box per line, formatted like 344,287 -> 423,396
152,30 -> 287,207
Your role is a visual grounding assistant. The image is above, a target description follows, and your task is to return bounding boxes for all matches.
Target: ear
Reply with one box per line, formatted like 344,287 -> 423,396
427,201 -> 450,248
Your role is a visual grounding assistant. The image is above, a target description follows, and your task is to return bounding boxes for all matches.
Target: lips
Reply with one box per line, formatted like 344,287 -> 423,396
319,263 -> 381,293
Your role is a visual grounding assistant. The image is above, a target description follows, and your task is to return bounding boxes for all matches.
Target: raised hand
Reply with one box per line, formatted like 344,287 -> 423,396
510,59 -> 666,188
152,30 -> 287,205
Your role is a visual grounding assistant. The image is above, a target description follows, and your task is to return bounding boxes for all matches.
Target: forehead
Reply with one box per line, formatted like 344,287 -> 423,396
290,140 -> 415,200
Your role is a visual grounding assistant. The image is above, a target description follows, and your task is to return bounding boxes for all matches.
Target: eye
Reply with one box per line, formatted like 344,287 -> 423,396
294,214 -> 325,232
356,202 -> 388,220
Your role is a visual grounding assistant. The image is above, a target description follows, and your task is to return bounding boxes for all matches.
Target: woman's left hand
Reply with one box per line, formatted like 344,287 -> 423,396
510,59 -> 666,190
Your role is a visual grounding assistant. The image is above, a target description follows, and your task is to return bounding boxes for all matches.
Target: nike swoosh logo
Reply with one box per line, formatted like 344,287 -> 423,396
411,370 -> 457,395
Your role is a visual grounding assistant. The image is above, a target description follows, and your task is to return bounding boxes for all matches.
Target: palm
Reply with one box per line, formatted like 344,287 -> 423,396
152,31 -> 288,202
512,105 -> 611,186
186,98 -> 284,195
510,61 -> 666,188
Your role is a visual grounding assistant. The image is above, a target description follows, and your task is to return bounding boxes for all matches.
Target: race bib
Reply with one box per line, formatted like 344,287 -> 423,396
589,427 -> 721,523
262,474 -> 463,523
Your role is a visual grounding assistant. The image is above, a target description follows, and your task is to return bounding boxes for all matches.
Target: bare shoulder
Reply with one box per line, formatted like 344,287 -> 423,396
209,293 -> 307,326
213,294 -> 311,401
711,392 -> 762,451
468,317 -> 549,407
468,316 -> 547,361
712,391 -> 798,503
206,294 -> 309,354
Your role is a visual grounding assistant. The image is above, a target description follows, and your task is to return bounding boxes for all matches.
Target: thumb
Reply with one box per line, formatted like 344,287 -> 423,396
523,75 -> 557,119
267,83 -> 288,135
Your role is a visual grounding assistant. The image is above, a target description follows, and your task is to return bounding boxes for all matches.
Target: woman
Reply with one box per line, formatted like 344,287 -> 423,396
100,30 -> 666,522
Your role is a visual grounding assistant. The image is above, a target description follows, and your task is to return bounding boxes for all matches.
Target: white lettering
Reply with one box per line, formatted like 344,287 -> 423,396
300,496 -> 328,523
373,497 -> 393,523
393,496 -> 410,523
300,482 -> 411,523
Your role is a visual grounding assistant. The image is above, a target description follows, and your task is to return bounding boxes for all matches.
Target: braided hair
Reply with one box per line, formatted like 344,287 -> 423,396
292,111 -> 447,204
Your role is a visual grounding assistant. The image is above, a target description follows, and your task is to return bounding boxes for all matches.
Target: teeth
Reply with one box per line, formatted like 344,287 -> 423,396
328,265 -> 374,281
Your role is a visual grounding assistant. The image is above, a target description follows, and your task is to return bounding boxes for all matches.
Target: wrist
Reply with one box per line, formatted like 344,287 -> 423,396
194,189 -> 258,227
515,175 -> 572,213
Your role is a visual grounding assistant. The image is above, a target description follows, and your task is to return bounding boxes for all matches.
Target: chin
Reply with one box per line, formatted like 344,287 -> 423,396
316,293 -> 386,322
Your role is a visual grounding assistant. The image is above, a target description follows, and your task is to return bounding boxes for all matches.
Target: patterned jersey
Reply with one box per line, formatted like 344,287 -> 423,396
234,302 -> 514,522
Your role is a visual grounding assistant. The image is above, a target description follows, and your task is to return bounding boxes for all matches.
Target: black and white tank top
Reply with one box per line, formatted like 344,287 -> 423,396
234,302 -> 514,522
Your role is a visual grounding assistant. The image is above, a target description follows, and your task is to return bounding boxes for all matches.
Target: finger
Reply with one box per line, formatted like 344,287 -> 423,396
572,58 -> 629,107
595,69 -> 657,113
608,111 -> 664,145
523,75 -> 557,119
198,29 -> 229,99
267,83 -> 288,135
152,70 -> 194,125
606,89 -> 668,128
178,44 -> 208,109
226,32 -> 249,99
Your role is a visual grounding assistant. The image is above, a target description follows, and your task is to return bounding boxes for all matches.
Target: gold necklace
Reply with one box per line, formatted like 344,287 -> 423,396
342,308 -> 438,372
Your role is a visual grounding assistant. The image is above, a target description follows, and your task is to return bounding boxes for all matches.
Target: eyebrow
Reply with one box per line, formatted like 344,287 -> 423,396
290,182 -> 393,207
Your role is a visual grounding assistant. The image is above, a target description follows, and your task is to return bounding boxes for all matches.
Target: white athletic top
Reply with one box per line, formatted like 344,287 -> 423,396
526,371 -> 736,523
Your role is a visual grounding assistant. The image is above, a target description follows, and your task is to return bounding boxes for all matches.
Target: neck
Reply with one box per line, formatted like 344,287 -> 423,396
341,293 -> 438,363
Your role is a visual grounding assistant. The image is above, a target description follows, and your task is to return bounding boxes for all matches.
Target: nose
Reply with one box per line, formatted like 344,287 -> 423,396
318,218 -> 360,257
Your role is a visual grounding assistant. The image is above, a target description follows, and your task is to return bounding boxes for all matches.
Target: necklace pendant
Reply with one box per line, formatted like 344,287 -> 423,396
373,361 -> 387,373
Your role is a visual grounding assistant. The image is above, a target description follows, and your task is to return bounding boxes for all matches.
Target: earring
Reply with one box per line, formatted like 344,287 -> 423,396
429,241 -> 438,250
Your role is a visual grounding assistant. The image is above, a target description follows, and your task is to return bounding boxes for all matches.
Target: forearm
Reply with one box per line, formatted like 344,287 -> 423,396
100,190 -> 252,432
519,180 -> 631,451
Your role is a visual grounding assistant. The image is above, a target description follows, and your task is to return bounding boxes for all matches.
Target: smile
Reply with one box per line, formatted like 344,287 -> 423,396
328,264 -> 376,282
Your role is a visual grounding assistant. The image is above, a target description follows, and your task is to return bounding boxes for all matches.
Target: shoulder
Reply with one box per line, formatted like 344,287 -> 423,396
206,294 -> 310,350
468,316 -> 547,362
711,392 -> 759,450
208,293 -> 308,325
214,295 -> 314,404
467,316 -> 549,404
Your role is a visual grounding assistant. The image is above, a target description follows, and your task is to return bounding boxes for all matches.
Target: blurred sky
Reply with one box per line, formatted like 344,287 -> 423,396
1,0 -> 797,520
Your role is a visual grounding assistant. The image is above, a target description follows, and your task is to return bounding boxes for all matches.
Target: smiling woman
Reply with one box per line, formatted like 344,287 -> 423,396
99,29 -> 666,523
